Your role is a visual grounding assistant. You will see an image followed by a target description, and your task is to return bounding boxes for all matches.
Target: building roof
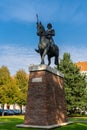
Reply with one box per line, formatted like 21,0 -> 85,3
76,61 -> 87,72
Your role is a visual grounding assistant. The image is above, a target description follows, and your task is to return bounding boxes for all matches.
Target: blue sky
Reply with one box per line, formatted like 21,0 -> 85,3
0,0 -> 87,75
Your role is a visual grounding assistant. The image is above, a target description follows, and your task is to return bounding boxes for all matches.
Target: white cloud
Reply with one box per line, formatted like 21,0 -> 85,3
0,0 -> 36,22
0,43 -> 87,75
0,0 -> 87,25
60,44 -> 87,63
0,44 -> 40,75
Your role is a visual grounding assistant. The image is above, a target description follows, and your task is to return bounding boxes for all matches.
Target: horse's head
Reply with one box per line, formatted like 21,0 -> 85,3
36,22 -> 45,36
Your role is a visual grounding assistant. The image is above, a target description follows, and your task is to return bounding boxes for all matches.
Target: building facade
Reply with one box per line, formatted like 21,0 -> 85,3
76,61 -> 87,74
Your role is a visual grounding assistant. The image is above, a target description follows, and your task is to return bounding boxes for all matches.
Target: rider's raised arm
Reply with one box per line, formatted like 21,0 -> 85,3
36,14 -> 39,24
36,14 -> 42,25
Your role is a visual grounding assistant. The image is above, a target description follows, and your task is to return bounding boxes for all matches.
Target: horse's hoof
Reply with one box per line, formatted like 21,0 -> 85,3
41,62 -> 45,65
35,49 -> 39,53
48,63 -> 50,66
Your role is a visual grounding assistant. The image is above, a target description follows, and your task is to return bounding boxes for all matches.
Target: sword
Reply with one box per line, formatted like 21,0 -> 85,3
36,14 -> 39,24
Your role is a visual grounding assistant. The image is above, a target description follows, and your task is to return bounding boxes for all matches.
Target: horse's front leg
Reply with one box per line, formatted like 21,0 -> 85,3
41,48 -> 47,64
40,54 -> 44,64
55,56 -> 59,67
48,55 -> 51,66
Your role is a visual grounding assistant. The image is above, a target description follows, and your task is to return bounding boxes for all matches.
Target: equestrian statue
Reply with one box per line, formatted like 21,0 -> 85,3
35,14 -> 59,68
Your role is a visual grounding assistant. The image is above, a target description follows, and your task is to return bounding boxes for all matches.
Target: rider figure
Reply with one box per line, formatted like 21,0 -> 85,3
35,22 -> 55,53
45,23 -> 55,46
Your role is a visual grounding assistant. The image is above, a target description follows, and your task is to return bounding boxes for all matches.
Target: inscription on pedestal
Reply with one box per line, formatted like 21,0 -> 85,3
32,77 -> 42,82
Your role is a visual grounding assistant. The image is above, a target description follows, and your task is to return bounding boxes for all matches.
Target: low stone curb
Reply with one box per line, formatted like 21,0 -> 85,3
74,121 -> 87,123
16,121 -> 73,129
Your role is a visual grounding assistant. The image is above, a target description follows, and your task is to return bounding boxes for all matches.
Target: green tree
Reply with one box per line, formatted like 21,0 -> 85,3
57,53 -> 87,114
0,66 -> 11,85
0,66 -> 11,107
0,66 -> 18,115
15,69 -> 28,112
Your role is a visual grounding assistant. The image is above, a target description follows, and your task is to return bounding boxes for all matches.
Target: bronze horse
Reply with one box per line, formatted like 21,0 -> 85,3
35,22 -> 59,67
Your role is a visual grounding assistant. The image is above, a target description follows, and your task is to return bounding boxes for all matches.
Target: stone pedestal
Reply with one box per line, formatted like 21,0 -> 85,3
24,64 -> 67,128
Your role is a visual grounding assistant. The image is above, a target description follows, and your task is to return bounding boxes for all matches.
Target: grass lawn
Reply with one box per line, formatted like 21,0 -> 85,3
0,116 -> 87,130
